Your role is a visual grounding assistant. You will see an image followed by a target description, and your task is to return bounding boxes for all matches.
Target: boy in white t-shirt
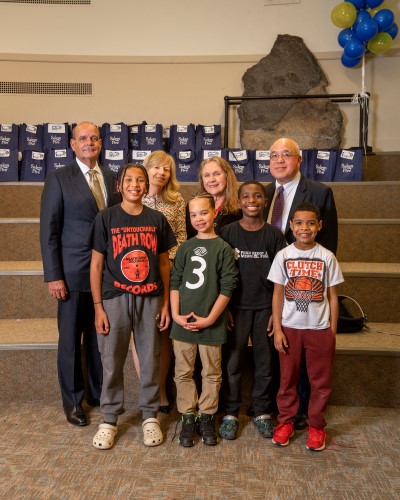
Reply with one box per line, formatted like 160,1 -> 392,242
268,202 -> 344,451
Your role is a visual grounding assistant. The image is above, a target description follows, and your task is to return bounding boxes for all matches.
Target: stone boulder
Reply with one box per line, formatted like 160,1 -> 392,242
238,34 -> 343,150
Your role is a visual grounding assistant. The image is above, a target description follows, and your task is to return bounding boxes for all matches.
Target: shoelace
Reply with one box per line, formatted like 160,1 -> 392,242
324,433 -> 357,451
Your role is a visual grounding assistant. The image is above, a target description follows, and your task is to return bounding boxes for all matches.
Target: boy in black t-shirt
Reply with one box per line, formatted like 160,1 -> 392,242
219,181 -> 286,440
87,164 -> 176,450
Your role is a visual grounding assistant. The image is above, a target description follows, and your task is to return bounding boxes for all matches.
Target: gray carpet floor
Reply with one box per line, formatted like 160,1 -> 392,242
0,403 -> 398,499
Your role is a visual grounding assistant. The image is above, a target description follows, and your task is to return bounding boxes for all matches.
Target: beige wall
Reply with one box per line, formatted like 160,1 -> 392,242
0,0 -> 398,151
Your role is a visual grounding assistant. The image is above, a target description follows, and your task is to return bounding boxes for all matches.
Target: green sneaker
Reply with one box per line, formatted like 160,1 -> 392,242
219,415 -> 239,440
198,413 -> 218,446
179,413 -> 196,448
253,414 -> 274,438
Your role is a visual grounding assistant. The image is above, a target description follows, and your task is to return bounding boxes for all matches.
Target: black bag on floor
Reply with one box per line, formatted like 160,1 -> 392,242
337,295 -> 367,333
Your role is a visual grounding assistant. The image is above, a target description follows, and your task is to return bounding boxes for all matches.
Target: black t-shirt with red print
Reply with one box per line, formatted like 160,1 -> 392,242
87,204 -> 176,299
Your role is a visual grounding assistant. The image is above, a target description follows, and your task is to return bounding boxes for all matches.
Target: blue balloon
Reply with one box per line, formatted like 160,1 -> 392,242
341,53 -> 362,68
374,9 -> 395,31
356,18 -> 379,41
366,0 -> 384,8
386,23 -> 398,40
338,28 -> 355,47
346,0 -> 366,9
344,39 -> 366,58
353,9 -> 371,30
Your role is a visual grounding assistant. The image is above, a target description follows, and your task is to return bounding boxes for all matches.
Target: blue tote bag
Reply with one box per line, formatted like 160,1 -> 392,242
0,124 -> 19,149
19,124 -> 43,152
227,149 -> 254,182
307,149 -> 336,182
171,149 -> 199,182
43,123 -> 69,151
0,148 -> 19,182
139,124 -> 163,151
20,150 -> 46,181
169,124 -> 196,152
195,125 -> 222,153
253,150 -> 274,182
333,148 -> 363,182
102,122 -> 129,151
46,149 -> 74,175
101,149 -> 128,175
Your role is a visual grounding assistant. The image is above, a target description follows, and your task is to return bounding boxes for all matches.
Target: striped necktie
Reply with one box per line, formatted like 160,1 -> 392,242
88,169 -> 105,210
271,185 -> 284,230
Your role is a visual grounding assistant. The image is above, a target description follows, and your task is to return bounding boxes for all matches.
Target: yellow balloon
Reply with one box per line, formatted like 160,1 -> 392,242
369,3 -> 387,17
367,32 -> 393,54
331,2 -> 357,28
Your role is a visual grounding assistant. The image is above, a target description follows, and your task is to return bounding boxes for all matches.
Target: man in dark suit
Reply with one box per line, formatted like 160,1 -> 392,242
265,137 -> 338,430
40,122 -> 121,426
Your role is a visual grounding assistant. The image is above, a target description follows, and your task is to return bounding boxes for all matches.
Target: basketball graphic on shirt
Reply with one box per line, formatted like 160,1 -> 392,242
294,276 -> 313,291
121,250 -> 149,282
286,276 -> 323,312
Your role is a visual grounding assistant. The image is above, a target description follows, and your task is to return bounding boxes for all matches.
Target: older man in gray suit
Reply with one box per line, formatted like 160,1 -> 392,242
40,122 -> 121,426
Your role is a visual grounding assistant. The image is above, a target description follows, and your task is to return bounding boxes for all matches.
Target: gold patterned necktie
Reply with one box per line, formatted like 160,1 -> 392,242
88,169 -> 105,210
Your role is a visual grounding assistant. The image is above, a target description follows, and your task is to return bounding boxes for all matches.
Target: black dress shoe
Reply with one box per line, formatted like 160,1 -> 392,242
86,398 -> 100,407
294,413 -> 308,430
64,405 -> 88,426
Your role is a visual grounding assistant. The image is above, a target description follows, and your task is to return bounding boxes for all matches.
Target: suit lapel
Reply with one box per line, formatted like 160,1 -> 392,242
101,166 -> 118,207
70,161 -> 99,212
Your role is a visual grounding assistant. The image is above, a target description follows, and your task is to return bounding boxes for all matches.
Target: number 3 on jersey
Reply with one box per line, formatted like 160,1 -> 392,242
185,256 -> 206,290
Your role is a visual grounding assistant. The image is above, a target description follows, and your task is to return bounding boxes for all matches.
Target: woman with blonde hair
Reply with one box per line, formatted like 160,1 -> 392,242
186,156 -> 241,238
132,150 -> 186,413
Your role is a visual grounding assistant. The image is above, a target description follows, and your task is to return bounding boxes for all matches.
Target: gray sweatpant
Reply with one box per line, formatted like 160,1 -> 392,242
97,293 -> 163,422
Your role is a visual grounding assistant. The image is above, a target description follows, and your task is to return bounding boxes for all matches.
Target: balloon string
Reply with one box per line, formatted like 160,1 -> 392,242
360,54 -> 367,97
352,54 -> 368,102
351,54 -> 369,154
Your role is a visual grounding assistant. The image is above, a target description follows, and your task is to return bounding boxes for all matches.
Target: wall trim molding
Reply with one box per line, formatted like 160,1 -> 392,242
1,50 -> 399,65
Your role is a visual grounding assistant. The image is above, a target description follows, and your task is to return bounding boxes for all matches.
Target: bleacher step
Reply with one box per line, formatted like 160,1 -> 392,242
0,262 -> 399,322
2,217 -> 399,263
0,318 -> 398,408
0,318 -> 398,356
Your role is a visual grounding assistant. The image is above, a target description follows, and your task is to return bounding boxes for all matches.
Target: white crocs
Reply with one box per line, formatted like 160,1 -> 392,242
142,418 -> 163,447
93,423 -> 118,450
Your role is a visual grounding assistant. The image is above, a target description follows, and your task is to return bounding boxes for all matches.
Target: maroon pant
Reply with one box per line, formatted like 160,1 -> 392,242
277,327 -> 335,429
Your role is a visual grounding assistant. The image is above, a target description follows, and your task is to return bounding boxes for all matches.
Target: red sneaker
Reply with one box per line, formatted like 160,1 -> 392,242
306,427 -> 327,451
272,423 -> 294,447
